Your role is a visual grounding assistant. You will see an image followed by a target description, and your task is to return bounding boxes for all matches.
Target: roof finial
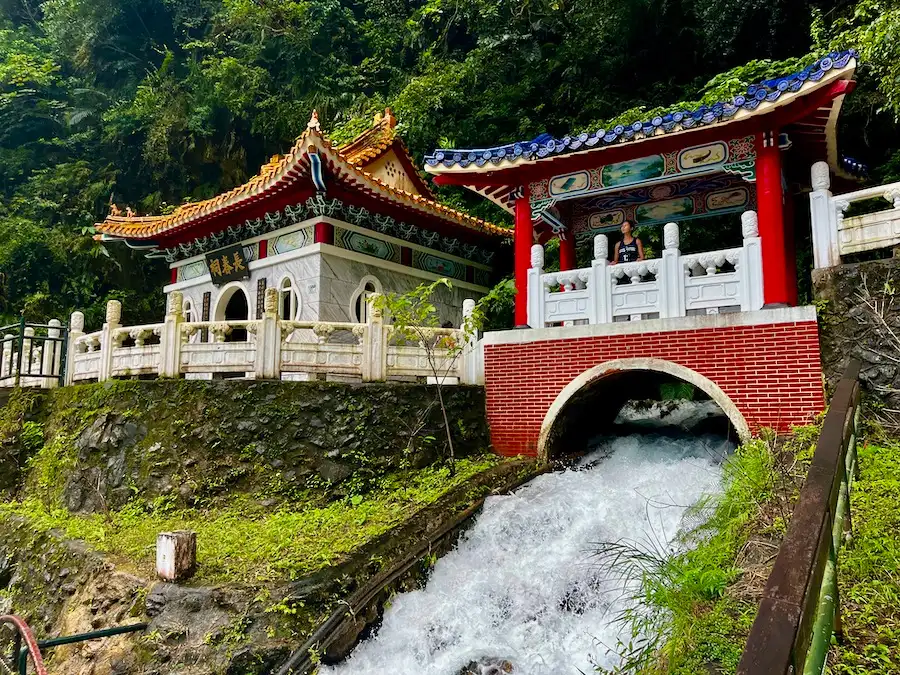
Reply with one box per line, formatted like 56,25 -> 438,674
308,109 -> 320,131
384,107 -> 397,129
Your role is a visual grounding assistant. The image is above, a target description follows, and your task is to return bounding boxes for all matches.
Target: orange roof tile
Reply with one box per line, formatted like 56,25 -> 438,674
97,110 -> 506,242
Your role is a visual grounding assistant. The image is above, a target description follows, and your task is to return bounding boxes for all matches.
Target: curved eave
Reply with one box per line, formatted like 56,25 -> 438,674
426,58 -> 857,184
96,128 -> 508,243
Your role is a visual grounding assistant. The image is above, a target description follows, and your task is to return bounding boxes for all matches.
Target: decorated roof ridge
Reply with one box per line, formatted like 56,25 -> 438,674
424,49 -> 859,171
95,110 -> 508,241
336,108 -> 436,199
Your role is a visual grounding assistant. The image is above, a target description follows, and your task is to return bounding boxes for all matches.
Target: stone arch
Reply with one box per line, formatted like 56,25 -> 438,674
213,282 -> 250,322
537,357 -> 750,462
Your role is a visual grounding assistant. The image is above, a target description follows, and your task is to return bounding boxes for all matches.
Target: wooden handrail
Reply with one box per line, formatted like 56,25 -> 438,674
737,360 -> 861,675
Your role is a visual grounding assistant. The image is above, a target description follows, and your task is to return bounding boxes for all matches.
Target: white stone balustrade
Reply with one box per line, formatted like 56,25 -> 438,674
66,292 -> 482,386
810,161 -> 900,268
526,213 -> 764,328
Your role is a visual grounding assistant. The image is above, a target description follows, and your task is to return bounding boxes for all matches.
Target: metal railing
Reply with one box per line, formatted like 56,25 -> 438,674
0,615 -> 146,675
0,318 -> 67,388
737,359 -> 861,675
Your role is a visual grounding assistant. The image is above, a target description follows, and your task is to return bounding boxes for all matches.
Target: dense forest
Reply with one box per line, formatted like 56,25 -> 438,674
2,0 -> 900,326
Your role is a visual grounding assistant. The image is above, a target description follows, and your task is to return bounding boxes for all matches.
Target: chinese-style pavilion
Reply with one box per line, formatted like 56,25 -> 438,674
424,50 -> 861,326
96,109 -> 509,326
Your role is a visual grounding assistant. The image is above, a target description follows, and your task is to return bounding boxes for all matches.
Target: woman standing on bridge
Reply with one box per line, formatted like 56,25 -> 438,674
613,220 -> 644,264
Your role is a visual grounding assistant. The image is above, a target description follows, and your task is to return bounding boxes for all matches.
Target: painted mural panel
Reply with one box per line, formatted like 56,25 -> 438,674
706,187 -> 750,211
178,261 -> 208,282
677,142 -> 728,171
272,228 -> 313,255
601,155 -> 665,188
412,250 -> 466,280
548,171 -> 591,197
588,210 -> 626,230
336,228 -> 402,263
635,197 -> 695,223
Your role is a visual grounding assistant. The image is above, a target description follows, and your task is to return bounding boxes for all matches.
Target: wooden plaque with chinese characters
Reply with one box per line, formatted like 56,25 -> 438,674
205,245 -> 250,285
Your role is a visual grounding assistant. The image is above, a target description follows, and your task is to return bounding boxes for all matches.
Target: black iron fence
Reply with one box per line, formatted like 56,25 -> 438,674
0,318 -> 68,388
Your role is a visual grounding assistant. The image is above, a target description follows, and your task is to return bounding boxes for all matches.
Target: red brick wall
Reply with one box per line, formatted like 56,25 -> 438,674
484,319 -> 824,457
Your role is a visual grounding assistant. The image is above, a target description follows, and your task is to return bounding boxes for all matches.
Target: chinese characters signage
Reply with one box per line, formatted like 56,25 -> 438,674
206,245 -> 250,285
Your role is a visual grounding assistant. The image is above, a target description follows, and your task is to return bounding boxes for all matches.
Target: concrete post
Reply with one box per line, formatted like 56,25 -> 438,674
459,298 -> 482,385
159,292 -> 183,378
22,327 -> 34,379
254,288 -> 281,380
809,161 -> 840,269
65,311 -> 84,386
1,334 -> 12,380
97,300 -> 122,382
660,222 -> 683,318
740,210 -> 765,311
590,235 -> 611,324
41,319 -> 62,388
526,244 -> 545,328
364,294 -> 386,381
156,531 -> 197,582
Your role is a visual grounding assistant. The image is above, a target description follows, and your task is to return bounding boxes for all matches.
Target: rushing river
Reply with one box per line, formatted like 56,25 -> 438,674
324,402 -> 734,675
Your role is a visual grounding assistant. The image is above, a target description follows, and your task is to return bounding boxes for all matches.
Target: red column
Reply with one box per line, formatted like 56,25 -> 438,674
559,232 -> 576,271
755,133 -> 790,306
314,221 -> 334,245
514,189 -> 533,327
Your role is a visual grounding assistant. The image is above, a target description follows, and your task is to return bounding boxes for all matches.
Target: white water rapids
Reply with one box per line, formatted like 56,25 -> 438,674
324,402 -> 734,675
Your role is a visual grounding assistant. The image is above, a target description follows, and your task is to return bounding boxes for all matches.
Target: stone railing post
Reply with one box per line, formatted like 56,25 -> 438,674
459,298 -> 483,385
659,222 -> 684,318
809,161 -> 840,269
65,311 -> 84,386
526,245 -> 545,328
590,234 -> 612,324
254,288 -> 281,380
740,210 -> 765,311
1,334 -> 12,380
21,327 -> 34,379
159,292 -> 183,378
98,300 -> 121,382
41,319 -> 62,388
364,293 -> 386,381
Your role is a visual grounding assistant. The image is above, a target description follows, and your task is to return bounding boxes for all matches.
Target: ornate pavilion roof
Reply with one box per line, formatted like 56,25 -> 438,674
96,110 -> 507,246
425,50 -> 860,212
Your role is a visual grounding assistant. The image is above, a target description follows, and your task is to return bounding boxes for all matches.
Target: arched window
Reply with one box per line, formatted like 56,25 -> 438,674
183,298 -> 195,323
278,277 -> 299,320
351,276 -> 382,323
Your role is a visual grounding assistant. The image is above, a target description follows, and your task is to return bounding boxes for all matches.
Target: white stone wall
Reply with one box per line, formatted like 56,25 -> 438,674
164,216 -> 492,326
318,252 -> 482,326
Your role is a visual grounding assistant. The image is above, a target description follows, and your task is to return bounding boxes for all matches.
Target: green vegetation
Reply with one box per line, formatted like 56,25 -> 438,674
827,440 -> 900,674
3,1 -> 900,323
0,455 -> 502,584
596,424 -> 820,674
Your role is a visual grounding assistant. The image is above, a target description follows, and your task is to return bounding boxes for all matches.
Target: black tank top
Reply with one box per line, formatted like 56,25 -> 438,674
620,238 -> 639,263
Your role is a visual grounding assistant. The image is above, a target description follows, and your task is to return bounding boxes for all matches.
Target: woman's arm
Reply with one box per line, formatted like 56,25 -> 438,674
613,240 -> 620,264
637,238 -> 645,261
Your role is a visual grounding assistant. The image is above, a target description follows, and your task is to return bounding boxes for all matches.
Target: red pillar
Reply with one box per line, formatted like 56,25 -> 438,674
755,133 -> 790,306
314,221 -> 334,245
514,189 -> 533,327
559,232 -> 576,271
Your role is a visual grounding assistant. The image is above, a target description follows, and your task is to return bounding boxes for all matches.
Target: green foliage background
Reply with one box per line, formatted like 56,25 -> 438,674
2,0 -> 900,325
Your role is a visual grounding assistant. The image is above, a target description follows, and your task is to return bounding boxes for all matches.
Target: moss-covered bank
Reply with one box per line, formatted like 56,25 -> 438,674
2,379 -> 491,513
0,379 -> 535,674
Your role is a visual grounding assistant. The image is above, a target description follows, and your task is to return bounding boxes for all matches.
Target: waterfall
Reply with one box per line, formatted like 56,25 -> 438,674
324,402 -> 734,675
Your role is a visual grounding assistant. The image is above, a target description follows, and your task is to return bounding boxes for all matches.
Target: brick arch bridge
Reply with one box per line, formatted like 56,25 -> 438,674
481,308 -> 824,459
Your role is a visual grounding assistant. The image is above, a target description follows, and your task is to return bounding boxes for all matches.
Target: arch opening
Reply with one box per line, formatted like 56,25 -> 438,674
538,358 -> 749,463
214,284 -> 250,342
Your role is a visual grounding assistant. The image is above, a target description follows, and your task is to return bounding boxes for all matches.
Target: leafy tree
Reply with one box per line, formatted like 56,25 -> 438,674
373,278 -> 484,474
